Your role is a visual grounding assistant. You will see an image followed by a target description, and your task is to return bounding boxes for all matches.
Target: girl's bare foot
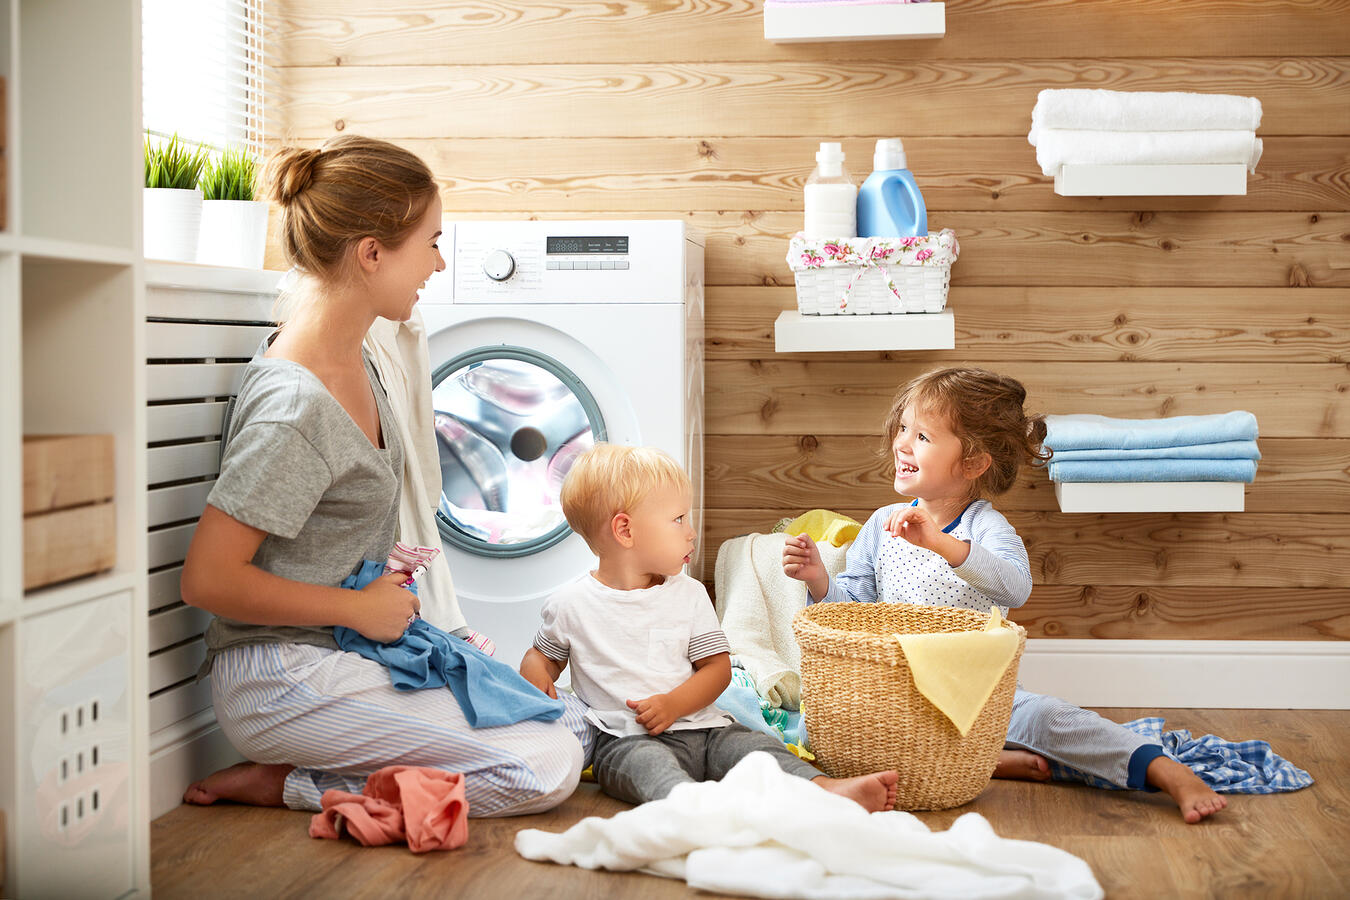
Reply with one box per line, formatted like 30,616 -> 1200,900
1146,756 -> 1227,824
812,771 -> 900,812
993,748 -> 1052,781
182,761 -> 294,807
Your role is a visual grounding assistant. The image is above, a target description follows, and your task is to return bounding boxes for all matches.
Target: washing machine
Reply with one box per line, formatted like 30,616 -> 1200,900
420,219 -> 704,668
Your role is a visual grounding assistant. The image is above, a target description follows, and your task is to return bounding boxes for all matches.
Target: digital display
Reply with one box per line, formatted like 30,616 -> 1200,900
546,236 -> 629,255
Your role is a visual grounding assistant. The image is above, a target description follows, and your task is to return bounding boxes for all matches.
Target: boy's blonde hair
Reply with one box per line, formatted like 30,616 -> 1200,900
882,367 -> 1052,498
560,443 -> 691,553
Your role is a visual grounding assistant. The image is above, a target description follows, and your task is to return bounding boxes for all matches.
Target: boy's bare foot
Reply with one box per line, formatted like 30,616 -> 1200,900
182,761 -> 294,807
1146,756 -> 1227,824
812,771 -> 900,812
993,748 -> 1052,781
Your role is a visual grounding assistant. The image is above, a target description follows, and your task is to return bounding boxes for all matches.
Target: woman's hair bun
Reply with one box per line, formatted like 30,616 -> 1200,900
265,147 -> 323,204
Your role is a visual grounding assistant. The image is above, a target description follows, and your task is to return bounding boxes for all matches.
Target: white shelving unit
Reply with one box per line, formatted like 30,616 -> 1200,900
1054,164 -> 1249,197
765,1 -> 945,42
1053,481 -> 1246,514
774,308 -> 954,352
0,1 -> 150,896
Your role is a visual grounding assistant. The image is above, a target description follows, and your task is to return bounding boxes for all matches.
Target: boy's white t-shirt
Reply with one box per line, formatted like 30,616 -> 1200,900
533,572 -> 733,737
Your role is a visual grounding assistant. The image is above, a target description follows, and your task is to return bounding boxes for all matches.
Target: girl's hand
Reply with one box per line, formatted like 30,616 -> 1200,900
885,505 -> 943,551
627,694 -> 678,735
349,572 -> 420,643
782,533 -> 829,600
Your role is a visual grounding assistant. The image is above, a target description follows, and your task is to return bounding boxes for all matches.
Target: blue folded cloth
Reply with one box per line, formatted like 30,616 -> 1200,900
1050,440 -> 1260,462
1050,717 -> 1313,794
1048,458 -> 1257,483
336,560 -> 564,728
1045,412 -> 1258,452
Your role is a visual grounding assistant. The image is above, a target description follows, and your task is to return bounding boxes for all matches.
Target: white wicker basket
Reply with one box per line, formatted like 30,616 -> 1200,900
787,231 -> 958,316
793,264 -> 951,315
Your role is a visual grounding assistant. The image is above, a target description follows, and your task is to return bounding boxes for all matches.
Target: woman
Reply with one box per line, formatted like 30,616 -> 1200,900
182,135 -> 591,815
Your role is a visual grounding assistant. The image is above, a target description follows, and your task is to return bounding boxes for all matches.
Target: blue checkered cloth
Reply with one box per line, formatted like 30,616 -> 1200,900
1049,717 -> 1314,794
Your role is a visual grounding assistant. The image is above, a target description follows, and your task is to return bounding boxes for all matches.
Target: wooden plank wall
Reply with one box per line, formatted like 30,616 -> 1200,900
266,1 -> 1350,644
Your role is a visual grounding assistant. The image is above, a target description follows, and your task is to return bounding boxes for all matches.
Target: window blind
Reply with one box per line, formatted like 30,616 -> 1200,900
142,0 -> 266,156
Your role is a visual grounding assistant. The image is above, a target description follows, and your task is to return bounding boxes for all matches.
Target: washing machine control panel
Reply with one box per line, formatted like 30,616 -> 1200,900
437,220 -> 692,304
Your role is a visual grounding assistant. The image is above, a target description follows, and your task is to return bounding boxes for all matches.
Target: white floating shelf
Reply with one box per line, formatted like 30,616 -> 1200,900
774,308 -> 954,353
1054,164 -> 1249,197
765,1 -> 945,42
1054,481 -> 1245,514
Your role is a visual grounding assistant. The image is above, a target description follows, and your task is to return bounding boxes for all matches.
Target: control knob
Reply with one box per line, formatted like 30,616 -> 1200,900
482,249 -> 516,281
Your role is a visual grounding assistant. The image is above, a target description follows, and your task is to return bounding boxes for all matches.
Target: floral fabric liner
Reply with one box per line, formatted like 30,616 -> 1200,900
787,229 -> 959,312
787,229 -> 960,271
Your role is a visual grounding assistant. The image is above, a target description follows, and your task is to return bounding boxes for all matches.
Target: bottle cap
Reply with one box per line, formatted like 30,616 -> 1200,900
873,138 -> 907,171
815,141 -> 845,175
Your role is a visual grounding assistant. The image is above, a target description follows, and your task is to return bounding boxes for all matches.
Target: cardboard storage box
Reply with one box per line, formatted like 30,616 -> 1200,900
22,435 -> 116,590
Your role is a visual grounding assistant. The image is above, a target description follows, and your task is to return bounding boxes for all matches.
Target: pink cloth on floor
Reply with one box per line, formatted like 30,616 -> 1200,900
309,765 -> 469,852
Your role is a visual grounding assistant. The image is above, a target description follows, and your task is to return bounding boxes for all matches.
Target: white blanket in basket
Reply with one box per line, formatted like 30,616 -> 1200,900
515,751 -> 1104,900
714,532 -> 850,710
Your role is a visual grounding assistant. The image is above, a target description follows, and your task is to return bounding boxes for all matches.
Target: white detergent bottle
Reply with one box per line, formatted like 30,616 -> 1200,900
856,138 -> 928,238
804,142 -> 857,238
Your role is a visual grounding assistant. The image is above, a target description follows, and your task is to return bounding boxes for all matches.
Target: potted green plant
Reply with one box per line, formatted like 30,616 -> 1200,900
197,146 -> 268,268
144,133 -> 209,262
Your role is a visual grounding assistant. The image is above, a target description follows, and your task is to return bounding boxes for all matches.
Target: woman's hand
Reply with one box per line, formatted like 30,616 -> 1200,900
782,533 -> 829,600
348,572 -> 421,643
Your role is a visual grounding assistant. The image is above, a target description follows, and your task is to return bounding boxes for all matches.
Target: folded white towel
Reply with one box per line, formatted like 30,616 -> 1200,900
516,751 -> 1105,900
1033,129 -> 1263,177
713,533 -> 850,711
1030,89 -> 1263,141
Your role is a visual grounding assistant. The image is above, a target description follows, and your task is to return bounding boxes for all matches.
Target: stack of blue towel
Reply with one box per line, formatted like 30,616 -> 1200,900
1044,411 -> 1259,483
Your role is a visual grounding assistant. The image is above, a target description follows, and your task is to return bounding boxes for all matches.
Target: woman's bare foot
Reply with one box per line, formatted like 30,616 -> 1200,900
993,748 -> 1052,781
182,761 -> 294,807
1146,756 -> 1227,824
812,771 -> 900,812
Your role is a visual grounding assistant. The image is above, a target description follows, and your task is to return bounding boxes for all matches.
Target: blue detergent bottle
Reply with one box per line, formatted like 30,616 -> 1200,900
856,138 -> 928,238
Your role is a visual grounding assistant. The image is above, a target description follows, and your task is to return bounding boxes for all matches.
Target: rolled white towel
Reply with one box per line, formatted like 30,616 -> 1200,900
1033,129 -> 1263,177
1029,89 -> 1263,145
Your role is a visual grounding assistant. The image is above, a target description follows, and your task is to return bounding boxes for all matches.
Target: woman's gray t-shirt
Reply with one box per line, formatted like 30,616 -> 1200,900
203,350 -> 405,657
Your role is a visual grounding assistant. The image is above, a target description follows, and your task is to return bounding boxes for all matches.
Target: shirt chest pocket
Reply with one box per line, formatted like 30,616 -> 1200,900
647,627 -> 687,671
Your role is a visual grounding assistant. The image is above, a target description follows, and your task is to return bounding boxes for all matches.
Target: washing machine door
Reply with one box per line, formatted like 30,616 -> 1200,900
426,315 -> 641,667
432,345 -> 605,557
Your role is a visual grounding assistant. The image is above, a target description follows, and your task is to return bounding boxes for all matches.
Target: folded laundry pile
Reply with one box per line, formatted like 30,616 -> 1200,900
1044,411 -> 1260,483
1028,89 -> 1264,177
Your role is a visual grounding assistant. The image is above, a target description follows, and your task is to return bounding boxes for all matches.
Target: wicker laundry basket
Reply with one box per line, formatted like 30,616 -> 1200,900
793,602 -> 1026,811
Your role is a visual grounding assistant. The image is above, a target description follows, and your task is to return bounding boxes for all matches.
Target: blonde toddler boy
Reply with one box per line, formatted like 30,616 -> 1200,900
520,443 -> 899,811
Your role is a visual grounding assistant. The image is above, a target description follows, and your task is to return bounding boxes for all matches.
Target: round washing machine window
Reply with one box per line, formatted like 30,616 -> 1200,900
430,345 -> 607,558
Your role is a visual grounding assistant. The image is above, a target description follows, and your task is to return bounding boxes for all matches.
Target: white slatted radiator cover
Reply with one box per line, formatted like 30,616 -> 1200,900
145,268 -> 279,816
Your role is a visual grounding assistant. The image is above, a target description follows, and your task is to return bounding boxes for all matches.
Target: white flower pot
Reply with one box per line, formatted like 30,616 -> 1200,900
143,187 -> 203,262
197,199 -> 270,269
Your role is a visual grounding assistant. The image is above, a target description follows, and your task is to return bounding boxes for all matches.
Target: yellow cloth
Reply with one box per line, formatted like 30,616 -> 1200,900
783,509 -> 862,547
895,609 -> 1019,737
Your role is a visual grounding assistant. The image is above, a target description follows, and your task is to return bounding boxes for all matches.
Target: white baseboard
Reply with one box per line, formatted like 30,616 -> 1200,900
149,711 -> 243,820
1019,640 -> 1350,709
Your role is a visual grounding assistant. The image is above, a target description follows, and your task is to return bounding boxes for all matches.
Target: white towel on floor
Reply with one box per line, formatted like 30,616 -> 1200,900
364,310 -> 467,633
1029,89 -> 1263,140
1032,129 -> 1263,177
515,751 -> 1104,900
713,533 -> 850,711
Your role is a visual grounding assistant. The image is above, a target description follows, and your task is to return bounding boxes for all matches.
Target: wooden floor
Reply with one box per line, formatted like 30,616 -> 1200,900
152,709 -> 1349,899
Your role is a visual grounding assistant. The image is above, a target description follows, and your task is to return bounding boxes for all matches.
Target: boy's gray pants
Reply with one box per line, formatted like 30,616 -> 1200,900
592,722 -> 820,804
